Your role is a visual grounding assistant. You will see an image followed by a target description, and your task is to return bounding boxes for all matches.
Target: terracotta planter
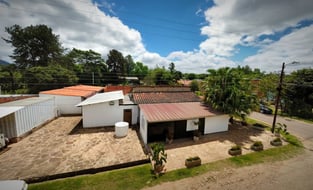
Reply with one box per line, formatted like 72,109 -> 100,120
251,144 -> 263,151
154,164 -> 165,173
228,149 -> 242,156
271,140 -> 282,146
185,158 -> 201,168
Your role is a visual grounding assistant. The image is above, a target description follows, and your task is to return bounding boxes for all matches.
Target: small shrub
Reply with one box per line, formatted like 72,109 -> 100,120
251,141 -> 263,151
273,137 -> 282,143
230,145 -> 241,151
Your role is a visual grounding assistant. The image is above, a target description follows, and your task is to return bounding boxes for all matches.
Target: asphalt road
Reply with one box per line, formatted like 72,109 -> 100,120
249,112 -> 313,149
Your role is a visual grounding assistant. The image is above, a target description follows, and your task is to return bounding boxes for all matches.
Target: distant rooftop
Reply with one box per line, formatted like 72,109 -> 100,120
132,86 -> 191,93
0,96 -> 53,107
40,85 -> 104,98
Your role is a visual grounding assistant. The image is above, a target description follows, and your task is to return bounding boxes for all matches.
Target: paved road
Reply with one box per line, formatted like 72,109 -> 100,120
249,112 -> 313,149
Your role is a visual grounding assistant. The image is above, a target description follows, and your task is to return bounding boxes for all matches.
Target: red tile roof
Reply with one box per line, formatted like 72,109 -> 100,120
40,88 -> 96,98
132,92 -> 201,104
139,102 -> 217,123
104,85 -> 132,95
65,85 -> 104,92
133,86 -> 191,93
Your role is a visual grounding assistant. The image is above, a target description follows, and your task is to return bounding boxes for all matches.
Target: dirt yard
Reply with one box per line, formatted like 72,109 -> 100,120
144,147 -> 313,190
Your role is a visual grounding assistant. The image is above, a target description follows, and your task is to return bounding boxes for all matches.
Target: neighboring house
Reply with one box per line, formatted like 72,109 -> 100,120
39,85 -> 104,115
77,90 -> 138,128
0,97 -> 56,142
132,86 -> 229,144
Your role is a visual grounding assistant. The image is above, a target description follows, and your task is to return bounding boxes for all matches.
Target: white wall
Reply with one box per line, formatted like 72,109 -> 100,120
204,115 -> 229,134
139,111 -> 148,144
14,98 -> 56,137
40,94 -> 82,115
186,118 -> 199,131
120,105 -> 138,125
0,113 -> 17,139
82,100 -> 123,128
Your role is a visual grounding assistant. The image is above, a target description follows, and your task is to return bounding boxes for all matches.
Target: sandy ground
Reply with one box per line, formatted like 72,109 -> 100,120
144,147 -> 313,190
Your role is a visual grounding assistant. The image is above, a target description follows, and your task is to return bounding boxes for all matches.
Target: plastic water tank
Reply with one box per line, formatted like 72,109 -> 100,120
115,122 -> 129,137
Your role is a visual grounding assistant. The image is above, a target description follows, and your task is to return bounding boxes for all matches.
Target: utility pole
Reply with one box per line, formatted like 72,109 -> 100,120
92,72 -> 94,85
271,62 -> 285,133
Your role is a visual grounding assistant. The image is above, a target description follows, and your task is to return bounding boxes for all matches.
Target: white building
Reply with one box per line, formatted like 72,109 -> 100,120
0,97 -> 56,142
77,90 -> 138,128
39,85 -> 104,115
139,102 -> 229,144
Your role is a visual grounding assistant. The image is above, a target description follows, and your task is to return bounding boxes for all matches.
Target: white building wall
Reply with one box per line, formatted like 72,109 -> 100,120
40,94 -> 82,115
139,111 -> 148,144
15,98 -> 56,137
204,115 -> 229,134
82,100 -> 123,128
120,105 -> 138,125
0,113 -> 17,139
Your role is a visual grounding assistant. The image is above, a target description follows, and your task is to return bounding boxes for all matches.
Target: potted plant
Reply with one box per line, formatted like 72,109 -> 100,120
270,137 -> 283,146
193,130 -> 200,141
252,123 -> 266,131
185,156 -> 201,168
228,144 -> 242,156
251,141 -> 263,151
150,143 -> 167,176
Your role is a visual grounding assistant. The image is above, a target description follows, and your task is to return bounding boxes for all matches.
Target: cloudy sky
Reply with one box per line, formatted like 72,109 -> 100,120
0,0 -> 312,73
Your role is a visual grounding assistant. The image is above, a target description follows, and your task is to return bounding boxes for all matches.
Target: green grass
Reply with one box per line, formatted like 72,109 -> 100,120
29,132 -> 304,190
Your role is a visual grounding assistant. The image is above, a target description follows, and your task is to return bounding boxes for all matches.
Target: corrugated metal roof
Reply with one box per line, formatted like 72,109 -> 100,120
139,102 -> 217,123
0,97 -> 53,107
40,88 -> 95,98
0,106 -> 23,118
133,92 -> 201,104
77,90 -> 124,107
65,85 -> 104,92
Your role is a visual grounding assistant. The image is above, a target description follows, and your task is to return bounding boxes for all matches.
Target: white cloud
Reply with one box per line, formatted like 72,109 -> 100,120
0,0 -> 145,62
0,0 -> 313,73
243,25 -> 313,73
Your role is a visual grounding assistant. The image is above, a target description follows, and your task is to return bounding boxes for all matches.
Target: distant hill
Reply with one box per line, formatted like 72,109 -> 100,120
0,59 -> 10,65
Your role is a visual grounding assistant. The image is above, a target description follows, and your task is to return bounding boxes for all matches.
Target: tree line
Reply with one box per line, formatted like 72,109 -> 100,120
0,24 -> 312,119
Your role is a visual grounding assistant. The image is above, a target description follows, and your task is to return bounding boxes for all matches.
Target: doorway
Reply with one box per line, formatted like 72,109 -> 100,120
123,109 -> 132,124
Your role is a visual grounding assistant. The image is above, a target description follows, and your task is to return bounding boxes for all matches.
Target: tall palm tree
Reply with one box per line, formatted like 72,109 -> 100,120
203,67 -> 257,121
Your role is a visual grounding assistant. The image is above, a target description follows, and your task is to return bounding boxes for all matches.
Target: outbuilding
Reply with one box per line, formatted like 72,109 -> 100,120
77,90 -> 138,128
39,85 -> 104,115
139,102 -> 229,144
0,97 -> 56,142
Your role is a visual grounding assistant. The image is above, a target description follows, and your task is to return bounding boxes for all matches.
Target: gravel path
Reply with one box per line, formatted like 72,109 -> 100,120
144,148 -> 313,190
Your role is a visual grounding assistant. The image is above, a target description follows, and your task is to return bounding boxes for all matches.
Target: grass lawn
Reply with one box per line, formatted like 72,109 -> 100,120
29,132 -> 304,190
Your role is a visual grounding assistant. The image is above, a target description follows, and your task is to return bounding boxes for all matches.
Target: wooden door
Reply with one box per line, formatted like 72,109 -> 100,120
123,109 -> 132,124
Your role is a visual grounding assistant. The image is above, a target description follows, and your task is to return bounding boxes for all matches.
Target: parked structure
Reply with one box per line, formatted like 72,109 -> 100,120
39,85 -> 104,115
0,97 -> 56,142
77,90 -> 138,128
132,86 -> 228,144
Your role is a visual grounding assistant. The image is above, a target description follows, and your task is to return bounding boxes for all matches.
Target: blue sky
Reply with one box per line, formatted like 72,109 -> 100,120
0,0 -> 313,73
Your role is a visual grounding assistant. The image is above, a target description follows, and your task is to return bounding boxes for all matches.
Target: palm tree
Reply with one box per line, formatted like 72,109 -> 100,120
203,67 -> 257,122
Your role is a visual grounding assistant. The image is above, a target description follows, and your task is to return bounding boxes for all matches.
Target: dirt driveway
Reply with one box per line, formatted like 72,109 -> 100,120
0,116 -> 147,180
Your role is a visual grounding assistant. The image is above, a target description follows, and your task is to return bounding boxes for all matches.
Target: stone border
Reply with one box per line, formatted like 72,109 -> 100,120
24,158 -> 150,184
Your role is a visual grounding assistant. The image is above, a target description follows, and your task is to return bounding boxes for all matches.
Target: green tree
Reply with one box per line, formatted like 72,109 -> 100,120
168,62 -> 175,74
124,55 -> 135,75
3,24 -> 63,69
24,65 -> 78,93
131,62 -> 148,80
203,67 -> 257,121
259,73 -> 279,102
0,64 -> 24,93
66,48 -> 106,85
283,68 -> 313,119
106,49 -> 125,74
190,80 -> 199,92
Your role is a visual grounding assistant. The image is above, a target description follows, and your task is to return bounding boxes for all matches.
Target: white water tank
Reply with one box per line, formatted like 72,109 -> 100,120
115,122 -> 129,137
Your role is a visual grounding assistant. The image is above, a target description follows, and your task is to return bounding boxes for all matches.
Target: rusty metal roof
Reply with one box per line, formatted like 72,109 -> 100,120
139,102 -> 217,123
